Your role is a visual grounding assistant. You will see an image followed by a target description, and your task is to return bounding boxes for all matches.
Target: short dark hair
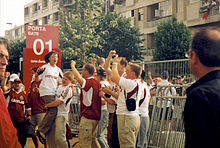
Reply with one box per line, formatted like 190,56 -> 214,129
84,64 -> 95,75
191,28 -> 220,67
120,57 -> 128,67
161,71 -> 169,79
141,70 -> 145,80
44,51 -> 58,63
0,37 -> 10,51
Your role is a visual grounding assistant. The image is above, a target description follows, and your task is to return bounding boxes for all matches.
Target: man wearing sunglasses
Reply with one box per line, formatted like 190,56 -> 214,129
4,74 -> 31,147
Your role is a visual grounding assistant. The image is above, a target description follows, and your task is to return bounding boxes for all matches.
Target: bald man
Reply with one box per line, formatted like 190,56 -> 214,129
184,28 -> 220,148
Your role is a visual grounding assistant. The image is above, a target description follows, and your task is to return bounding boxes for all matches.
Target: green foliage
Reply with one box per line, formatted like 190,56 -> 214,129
153,16 -> 191,61
8,40 -> 26,73
59,0 -> 145,68
92,12 -> 145,61
59,0 -> 102,68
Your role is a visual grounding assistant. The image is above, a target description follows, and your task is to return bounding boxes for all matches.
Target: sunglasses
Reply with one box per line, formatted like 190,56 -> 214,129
14,80 -> 21,84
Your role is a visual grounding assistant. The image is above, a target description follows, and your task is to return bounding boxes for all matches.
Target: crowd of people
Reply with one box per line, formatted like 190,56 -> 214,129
0,27 -> 219,148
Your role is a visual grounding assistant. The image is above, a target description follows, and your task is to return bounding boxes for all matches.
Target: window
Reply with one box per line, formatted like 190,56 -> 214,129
43,16 -> 48,25
131,10 -> 135,17
24,23 -> 29,31
15,29 -> 20,37
33,20 -> 38,25
63,0 -> 73,5
43,0 -> 48,8
54,12 -> 59,21
33,3 -> 38,13
138,8 -> 144,21
25,7 -> 29,16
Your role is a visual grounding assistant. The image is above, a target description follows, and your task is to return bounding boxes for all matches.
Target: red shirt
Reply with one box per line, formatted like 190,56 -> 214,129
6,88 -> 29,122
80,77 -> 101,120
28,81 -> 45,115
0,89 -> 22,148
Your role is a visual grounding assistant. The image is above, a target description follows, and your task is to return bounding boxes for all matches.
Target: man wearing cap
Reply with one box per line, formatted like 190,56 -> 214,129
4,74 -> 31,147
0,37 -> 22,148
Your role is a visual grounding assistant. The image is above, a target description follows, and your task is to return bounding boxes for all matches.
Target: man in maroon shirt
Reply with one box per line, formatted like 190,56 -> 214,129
27,67 -> 47,148
71,60 -> 102,148
0,37 -> 21,148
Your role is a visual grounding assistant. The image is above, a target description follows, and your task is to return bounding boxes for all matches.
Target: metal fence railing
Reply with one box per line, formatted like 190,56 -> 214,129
144,59 -> 190,79
69,85 -> 81,136
147,84 -> 190,148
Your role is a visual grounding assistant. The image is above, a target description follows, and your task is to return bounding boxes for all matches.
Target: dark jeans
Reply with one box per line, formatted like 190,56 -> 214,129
12,120 -> 27,148
111,113 -> 120,148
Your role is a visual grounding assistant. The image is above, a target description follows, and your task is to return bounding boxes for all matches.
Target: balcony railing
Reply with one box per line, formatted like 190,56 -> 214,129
147,16 -> 172,28
199,7 -> 220,18
42,7 -> 48,13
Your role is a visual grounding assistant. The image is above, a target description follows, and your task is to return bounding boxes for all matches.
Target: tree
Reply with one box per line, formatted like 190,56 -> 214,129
92,12 -> 145,61
59,0 -> 102,68
8,40 -> 25,73
153,16 -> 191,61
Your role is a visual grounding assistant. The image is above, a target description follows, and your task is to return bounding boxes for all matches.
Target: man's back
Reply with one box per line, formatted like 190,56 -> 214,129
184,70 -> 220,148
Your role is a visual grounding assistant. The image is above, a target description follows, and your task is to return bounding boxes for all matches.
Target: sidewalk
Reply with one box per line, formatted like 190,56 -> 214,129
26,137 -> 79,148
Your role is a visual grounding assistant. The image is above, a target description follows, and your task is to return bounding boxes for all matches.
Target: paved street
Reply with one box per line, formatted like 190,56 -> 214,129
26,137 -> 79,148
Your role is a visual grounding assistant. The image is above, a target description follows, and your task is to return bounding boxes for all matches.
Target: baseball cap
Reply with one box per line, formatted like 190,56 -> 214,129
97,67 -> 106,77
9,74 -> 20,82
153,77 -> 162,82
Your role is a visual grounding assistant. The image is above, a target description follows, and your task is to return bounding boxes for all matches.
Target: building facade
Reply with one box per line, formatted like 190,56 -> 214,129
5,0 -> 113,41
5,0 -> 61,41
5,0 -> 220,61
114,0 -> 220,61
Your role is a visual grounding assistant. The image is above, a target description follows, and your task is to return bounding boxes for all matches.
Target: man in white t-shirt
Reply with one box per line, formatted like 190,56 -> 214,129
136,70 -> 150,148
111,55 -> 142,148
157,71 -> 176,120
103,50 -> 127,148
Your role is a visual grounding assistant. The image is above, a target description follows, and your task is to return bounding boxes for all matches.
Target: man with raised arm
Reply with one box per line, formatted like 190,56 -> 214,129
70,60 -> 101,148
110,55 -> 142,148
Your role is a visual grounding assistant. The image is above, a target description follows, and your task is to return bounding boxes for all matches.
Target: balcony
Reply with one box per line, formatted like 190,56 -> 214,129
42,7 -> 48,13
147,16 -> 172,28
199,6 -> 220,18
62,0 -> 73,7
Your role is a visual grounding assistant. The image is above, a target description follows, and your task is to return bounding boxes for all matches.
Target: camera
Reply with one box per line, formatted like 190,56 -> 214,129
37,68 -> 45,75
104,93 -> 111,98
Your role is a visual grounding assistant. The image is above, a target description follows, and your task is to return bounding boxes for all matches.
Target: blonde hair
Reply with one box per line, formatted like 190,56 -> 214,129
63,71 -> 74,81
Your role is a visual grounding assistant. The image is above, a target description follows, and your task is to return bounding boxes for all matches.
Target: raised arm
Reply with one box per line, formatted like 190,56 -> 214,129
70,60 -> 84,86
104,50 -> 116,78
110,55 -> 121,85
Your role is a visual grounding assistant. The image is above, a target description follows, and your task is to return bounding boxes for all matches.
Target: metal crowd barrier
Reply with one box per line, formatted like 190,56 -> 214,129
147,84 -> 190,148
69,85 -> 81,137
144,59 -> 190,79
